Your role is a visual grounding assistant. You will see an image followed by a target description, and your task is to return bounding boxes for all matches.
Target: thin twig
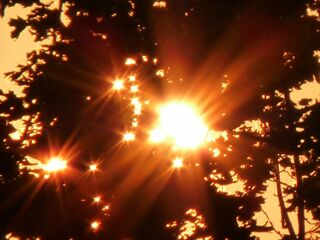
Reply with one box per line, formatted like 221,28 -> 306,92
261,208 -> 284,238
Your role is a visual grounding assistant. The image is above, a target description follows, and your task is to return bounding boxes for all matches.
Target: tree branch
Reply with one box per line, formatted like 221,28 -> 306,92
274,157 -> 296,238
261,208 -> 284,238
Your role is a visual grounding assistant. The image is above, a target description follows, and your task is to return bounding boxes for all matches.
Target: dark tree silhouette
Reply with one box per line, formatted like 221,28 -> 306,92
0,0 -> 320,239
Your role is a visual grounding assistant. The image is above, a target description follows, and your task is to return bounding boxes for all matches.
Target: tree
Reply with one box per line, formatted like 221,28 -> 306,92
0,0 -> 319,239
213,1 -> 320,239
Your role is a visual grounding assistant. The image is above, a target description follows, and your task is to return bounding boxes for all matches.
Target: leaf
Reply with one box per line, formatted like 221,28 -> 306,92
279,157 -> 292,168
9,17 -> 28,39
298,98 -> 312,106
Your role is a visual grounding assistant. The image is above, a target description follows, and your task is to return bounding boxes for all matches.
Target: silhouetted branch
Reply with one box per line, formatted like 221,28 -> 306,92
274,157 -> 296,238
261,208 -> 284,238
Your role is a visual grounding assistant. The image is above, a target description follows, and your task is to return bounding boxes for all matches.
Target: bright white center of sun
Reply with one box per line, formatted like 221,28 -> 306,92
43,157 -> 67,172
151,102 -> 208,149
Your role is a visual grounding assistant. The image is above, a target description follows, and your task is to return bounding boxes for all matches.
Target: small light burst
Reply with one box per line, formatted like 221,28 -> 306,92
153,1 -> 167,8
132,120 -> 138,127
90,220 -> 101,231
42,157 -> 67,172
89,163 -> 98,172
124,58 -> 136,65
172,157 -> 184,169
131,97 -> 139,105
123,132 -> 135,142
102,204 -> 110,211
130,85 -> 139,93
112,79 -> 125,90
9,131 -> 22,140
133,103 -> 142,115
129,74 -> 136,81
142,55 -> 149,62
155,69 -> 165,77
93,195 -> 101,203
131,98 -> 142,115
212,148 -> 220,157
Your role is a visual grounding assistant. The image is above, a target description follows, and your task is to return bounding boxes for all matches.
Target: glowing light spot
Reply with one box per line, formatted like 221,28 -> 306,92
91,221 -> 101,231
142,55 -> 149,62
123,132 -> 135,142
129,75 -> 136,81
155,69 -> 165,77
89,164 -> 98,172
212,148 -> 220,157
153,1 -> 167,8
172,157 -> 184,169
166,221 -> 178,228
93,196 -> 101,203
131,97 -> 139,105
102,205 -> 110,211
152,102 -> 208,149
112,79 -> 125,90
306,6 -> 320,20
5,233 -> 20,240
124,58 -> 136,65
206,130 -> 228,142
153,58 -> 158,65
133,103 -> 142,115
132,121 -> 138,127
42,157 -> 67,172
130,85 -> 138,92
9,131 -> 22,140
313,50 -> 320,63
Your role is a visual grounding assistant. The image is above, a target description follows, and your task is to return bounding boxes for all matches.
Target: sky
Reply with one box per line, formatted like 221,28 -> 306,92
0,5 -> 39,97
0,3 -> 320,240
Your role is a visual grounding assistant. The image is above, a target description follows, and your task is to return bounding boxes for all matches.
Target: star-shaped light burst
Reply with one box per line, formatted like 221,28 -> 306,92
90,220 -> 101,231
89,163 -> 98,172
123,132 -> 135,142
112,79 -> 125,90
150,102 -> 208,149
93,195 -> 101,203
42,157 -> 67,172
172,157 -> 184,169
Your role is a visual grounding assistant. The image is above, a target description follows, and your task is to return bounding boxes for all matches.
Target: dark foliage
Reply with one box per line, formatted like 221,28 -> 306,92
0,0 -> 320,239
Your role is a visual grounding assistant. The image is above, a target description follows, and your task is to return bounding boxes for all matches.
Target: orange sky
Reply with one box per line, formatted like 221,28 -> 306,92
0,5 -> 39,97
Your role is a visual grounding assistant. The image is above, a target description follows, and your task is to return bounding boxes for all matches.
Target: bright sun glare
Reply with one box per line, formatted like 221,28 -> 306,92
42,157 -> 67,172
112,79 -> 124,90
172,157 -> 184,168
150,102 -> 208,149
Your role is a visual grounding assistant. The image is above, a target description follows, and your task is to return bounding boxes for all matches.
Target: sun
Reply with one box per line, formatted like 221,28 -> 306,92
42,157 -> 67,172
150,102 -> 208,149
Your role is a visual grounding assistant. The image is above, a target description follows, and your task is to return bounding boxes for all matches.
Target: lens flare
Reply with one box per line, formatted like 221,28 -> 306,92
151,102 -> 208,149
112,79 -> 124,90
93,195 -> 101,203
42,157 -> 67,172
90,220 -> 101,231
123,132 -> 135,142
172,157 -> 184,168
89,164 -> 98,172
